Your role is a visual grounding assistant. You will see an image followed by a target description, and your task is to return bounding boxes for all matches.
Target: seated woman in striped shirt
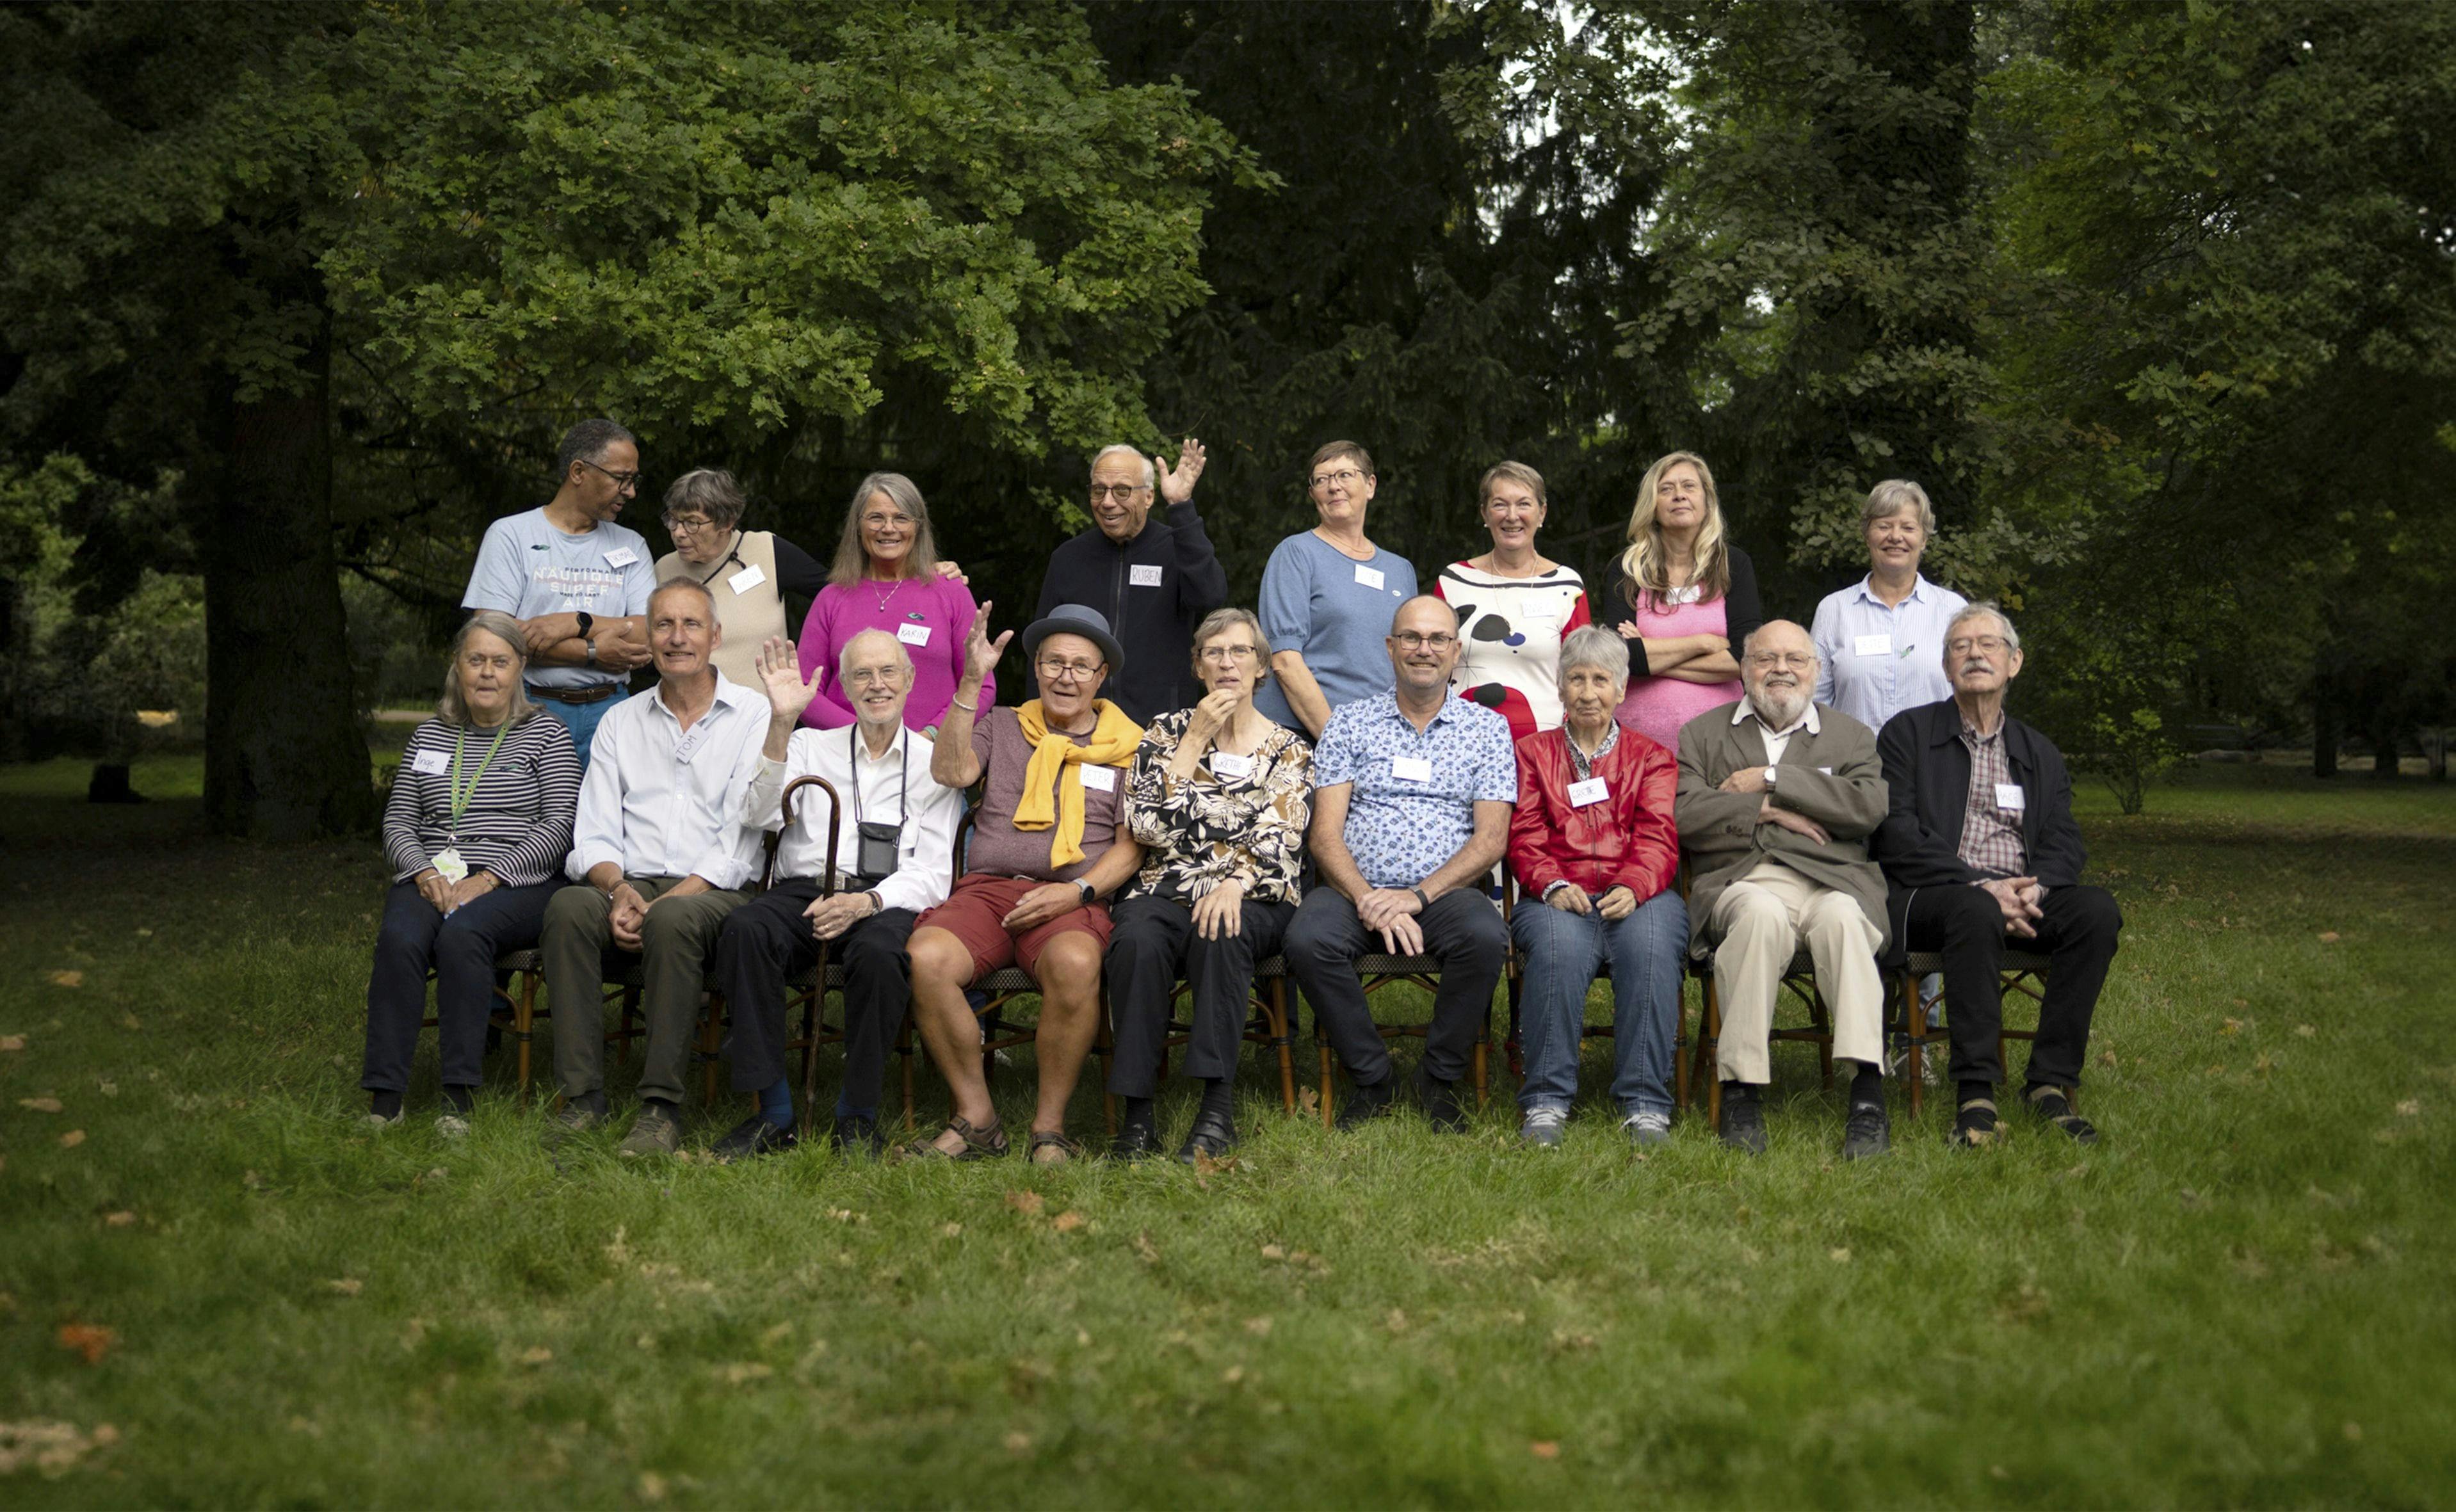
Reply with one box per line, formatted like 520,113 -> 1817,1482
362,611 -> 583,1136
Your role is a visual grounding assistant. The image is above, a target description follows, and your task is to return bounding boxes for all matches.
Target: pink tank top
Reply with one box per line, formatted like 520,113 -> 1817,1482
1615,591 -> 1741,752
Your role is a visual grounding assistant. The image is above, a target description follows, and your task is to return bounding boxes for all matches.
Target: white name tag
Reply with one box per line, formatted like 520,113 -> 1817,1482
1996,783 -> 2026,810
1567,776 -> 1609,807
1818,766 -> 1834,775
1854,632 -> 1893,657
1390,755 -> 1432,783
1664,584 -> 1701,606
1208,752 -> 1254,780
604,547 -> 640,568
431,848 -> 469,885
1129,564 -> 1165,587
1353,565 -> 1386,590
727,563 -> 766,595
896,622 -> 932,647
410,750 -> 450,776
1079,763 -> 1117,792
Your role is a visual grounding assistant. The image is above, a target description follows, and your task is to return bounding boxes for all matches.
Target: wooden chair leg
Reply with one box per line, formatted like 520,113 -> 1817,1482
1473,1038 -> 1488,1110
514,969 -> 538,1104
1319,1042 -> 1335,1130
1267,979 -> 1296,1115
1701,974 -> 1724,1127
1901,972 -> 1925,1120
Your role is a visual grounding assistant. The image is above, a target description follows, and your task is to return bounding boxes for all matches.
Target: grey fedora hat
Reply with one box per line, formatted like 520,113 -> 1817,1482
1021,603 -> 1126,675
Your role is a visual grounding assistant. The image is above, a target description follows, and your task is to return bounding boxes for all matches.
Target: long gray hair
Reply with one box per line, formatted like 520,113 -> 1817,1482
439,611 -> 540,728
827,472 -> 942,587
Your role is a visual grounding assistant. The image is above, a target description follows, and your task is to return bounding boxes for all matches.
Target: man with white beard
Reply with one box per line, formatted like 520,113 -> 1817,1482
1675,620 -> 1892,1157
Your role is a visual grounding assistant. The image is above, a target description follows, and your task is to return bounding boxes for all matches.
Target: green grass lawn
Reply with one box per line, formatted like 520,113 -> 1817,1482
3,754 -> 2452,1506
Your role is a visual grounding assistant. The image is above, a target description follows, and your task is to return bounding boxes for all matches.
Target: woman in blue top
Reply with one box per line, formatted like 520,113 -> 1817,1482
1254,440 -> 1418,736
1809,479 -> 1970,733
362,612 -> 582,1136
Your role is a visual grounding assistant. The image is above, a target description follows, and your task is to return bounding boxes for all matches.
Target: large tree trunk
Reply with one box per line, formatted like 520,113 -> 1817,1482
200,313 -> 376,839
2310,673 -> 2338,778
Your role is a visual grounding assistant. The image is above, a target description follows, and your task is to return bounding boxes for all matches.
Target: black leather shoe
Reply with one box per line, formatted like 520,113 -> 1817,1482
1718,1094 -> 1768,1155
1175,1110 -> 1236,1164
1334,1074 -> 1399,1130
1840,1102 -> 1891,1160
1416,1066 -> 1467,1133
828,1113 -> 885,1159
711,1114 -> 795,1163
1110,1120 -> 1163,1161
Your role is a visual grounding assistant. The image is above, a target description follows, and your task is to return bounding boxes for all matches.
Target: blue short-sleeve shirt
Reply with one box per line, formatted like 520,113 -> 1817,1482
462,506 -> 657,691
1252,531 -> 1418,728
1313,693 -> 1517,889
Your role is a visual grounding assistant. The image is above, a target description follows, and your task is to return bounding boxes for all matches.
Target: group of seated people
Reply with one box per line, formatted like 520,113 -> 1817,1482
360,422 -> 2122,1162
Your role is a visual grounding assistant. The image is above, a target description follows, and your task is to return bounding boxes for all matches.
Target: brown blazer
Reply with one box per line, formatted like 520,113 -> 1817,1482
1674,699 -> 1891,954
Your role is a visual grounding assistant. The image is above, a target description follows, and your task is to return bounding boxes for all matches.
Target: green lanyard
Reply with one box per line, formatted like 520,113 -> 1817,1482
448,721 -> 513,832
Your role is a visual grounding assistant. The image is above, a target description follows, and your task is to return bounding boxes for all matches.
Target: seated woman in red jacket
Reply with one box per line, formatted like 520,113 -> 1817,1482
1507,625 -> 1687,1149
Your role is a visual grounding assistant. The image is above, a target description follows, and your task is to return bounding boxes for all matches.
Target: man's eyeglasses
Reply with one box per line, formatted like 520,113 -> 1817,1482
1391,632 -> 1458,652
1946,635 -> 2012,657
1747,652 -> 1816,670
1199,645 -> 1261,664
844,666 -> 908,689
1088,483 -> 1151,503
1309,468 -> 1366,492
581,458 -> 642,491
1037,658 -> 1105,683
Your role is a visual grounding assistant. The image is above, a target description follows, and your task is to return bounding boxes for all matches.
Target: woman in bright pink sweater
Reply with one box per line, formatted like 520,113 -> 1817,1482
794,472 -> 992,730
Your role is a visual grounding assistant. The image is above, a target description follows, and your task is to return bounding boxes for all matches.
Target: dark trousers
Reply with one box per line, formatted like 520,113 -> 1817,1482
712,876 -> 917,1118
1285,886 -> 1507,1086
1893,881 -> 2122,1089
362,878 -> 556,1094
1104,894 -> 1295,1098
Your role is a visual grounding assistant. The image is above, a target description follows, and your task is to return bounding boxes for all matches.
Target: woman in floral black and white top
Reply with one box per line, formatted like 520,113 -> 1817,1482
1104,607 -> 1313,1164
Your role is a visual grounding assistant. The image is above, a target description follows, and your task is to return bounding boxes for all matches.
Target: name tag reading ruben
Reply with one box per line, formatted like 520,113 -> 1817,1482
1353,565 -> 1386,590
896,622 -> 932,647
1079,764 -> 1118,793
1996,783 -> 2026,811
1854,632 -> 1893,657
1130,564 -> 1165,587
410,750 -> 450,776
1567,776 -> 1610,807
1390,755 -> 1433,783
604,547 -> 640,568
727,563 -> 766,595
1209,752 -> 1254,780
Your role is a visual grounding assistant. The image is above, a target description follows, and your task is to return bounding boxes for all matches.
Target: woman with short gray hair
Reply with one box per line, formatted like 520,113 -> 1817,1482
652,467 -> 829,689
362,612 -> 582,1136
1810,478 -> 1969,733
1503,624 -> 1688,1148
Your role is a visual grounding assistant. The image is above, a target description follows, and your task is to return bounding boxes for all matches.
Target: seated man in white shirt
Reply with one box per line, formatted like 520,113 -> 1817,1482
542,578 -> 769,1158
710,630 -> 964,1161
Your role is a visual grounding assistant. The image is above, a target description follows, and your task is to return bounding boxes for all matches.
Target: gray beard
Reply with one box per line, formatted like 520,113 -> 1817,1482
1749,684 -> 1809,729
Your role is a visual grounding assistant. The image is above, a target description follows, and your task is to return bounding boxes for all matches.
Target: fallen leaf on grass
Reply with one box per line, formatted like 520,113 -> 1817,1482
47,970 -> 83,988
1244,1316 -> 1273,1335
1259,1243 -> 1286,1260
2343,1421 -> 2363,1442
0,1035 -> 24,1052
1005,1191 -> 1046,1216
718,1362 -> 773,1384
0,1419 -> 120,1476
826,1208 -> 867,1225
102,1211 -> 135,1228
638,1472 -> 668,1502
2295,1024 -> 2316,1038
1051,1210 -> 1087,1234
2396,1099 -> 2420,1116
1003,1431 -> 1031,1453
1297,1085 -> 1320,1117
2220,1018 -> 2243,1036
2098,1050 -> 2117,1068
1133,1230 -> 1159,1264
2318,931 -> 2340,944
19,1097 -> 61,1113
325,1278 -> 362,1296
1990,1465 -> 2010,1481
1385,1308 -> 1409,1334
56,1324 -> 115,1365
120,1013 -> 141,1032
1829,1247 -> 1852,1263
59,1130 -> 85,1148
941,1222 -> 964,1238
1530,1440 -> 1560,1460
1192,1149 -> 1240,1177
517,1346 -> 553,1366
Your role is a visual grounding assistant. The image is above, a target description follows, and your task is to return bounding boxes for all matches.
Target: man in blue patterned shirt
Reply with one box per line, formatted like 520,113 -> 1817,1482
1286,595 -> 1517,1131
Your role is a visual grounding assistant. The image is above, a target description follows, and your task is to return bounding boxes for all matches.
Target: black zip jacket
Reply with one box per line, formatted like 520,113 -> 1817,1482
1030,502 -> 1229,723
1871,698 -> 2088,890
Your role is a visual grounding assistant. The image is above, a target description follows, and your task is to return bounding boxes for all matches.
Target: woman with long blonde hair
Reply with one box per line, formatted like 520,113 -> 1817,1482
1603,451 -> 1763,750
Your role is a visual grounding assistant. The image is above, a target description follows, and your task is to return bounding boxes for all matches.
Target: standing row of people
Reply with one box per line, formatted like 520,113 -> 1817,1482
364,420 -> 2119,1158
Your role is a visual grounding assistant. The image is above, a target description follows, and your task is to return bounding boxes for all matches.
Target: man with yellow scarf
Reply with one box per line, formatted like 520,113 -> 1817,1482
905,602 -> 1145,1164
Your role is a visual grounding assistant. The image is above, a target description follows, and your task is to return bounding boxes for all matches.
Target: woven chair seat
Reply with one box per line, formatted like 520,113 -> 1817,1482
1903,948 -> 2051,975
1354,953 -> 1444,976
494,949 -> 543,973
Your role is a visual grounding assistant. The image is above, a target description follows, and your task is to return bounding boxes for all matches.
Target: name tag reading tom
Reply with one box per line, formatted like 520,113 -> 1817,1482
1079,764 -> 1118,793
1567,776 -> 1610,807
1996,782 -> 2026,811
604,547 -> 640,568
1353,564 -> 1386,591
1390,755 -> 1433,784
1129,564 -> 1165,588
896,622 -> 932,647
1208,752 -> 1254,780
727,563 -> 767,595
410,749 -> 451,776
1854,632 -> 1893,657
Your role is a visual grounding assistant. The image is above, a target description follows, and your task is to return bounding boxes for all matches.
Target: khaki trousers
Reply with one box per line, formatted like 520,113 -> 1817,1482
1704,860 -> 1883,1084
542,876 -> 750,1106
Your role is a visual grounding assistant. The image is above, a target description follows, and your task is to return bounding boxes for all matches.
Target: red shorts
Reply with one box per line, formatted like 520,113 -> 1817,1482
914,873 -> 1115,983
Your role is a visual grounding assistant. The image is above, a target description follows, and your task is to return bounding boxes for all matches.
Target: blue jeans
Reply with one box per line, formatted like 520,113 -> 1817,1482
533,691 -> 620,774
1509,887 -> 1688,1117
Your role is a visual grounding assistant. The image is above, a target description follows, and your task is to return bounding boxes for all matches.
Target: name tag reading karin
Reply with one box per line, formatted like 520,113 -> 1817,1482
1854,632 -> 1893,657
1353,564 -> 1386,590
1390,755 -> 1433,784
896,622 -> 932,647
1129,564 -> 1165,588
1567,776 -> 1610,807
727,563 -> 767,595
410,750 -> 451,776
1079,764 -> 1118,793
604,547 -> 640,568
1996,782 -> 2026,811
1208,752 -> 1254,780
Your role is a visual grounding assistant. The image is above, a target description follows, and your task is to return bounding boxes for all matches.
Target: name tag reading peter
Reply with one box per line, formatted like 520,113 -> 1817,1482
1389,755 -> 1433,784
727,563 -> 766,595
1996,783 -> 2026,811
1353,564 -> 1386,591
410,750 -> 451,776
1567,776 -> 1610,807
1854,632 -> 1893,657
1079,764 -> 1118,793
896,622 -> 932,647
604,547 -> 640,568
1130,564 -> 1165,587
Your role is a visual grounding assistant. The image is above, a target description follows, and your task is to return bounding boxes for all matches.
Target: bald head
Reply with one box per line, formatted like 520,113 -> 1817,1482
837,625 -> 915,732
1387,594 -> 1462,706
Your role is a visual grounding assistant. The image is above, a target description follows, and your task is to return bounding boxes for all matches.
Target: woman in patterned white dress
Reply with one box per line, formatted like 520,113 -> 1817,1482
1436,461 -> 1592,742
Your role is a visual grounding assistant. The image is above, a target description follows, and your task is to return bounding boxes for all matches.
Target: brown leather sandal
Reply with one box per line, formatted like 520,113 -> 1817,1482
1026,1130 -> 1083,1166
901,1114 -> 1009,1161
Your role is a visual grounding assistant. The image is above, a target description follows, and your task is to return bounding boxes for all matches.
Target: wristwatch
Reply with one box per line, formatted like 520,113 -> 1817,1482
1410,886 -> 1431,911
1763,765 -> 1779,786
1074,879 -> 1097,906
864,890 -> 884,915
575,611 -> 595,640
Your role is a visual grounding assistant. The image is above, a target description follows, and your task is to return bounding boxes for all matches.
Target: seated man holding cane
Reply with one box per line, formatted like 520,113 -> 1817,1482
709,629 -> 964,1161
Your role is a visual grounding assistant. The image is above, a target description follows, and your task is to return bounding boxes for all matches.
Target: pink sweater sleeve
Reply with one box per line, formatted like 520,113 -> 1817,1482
795,588 -> 858,730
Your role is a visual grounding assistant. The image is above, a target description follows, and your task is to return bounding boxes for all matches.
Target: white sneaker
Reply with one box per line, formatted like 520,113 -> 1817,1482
1518,1107 -> 1570,1148
1621,1110 -> 1672,1148
435,1113 -> 471,1140
363,1110 -> 401,1130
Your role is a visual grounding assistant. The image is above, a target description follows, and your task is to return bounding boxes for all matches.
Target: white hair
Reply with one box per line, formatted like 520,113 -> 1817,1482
837,626 -> 915,680
1090,444 -> 1156,489
1558,624 -> 1629,686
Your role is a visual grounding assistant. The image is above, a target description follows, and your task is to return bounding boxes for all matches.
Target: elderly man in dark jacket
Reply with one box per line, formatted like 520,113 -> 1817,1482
1031,440 -> 1227,722
1873,601 -> 2122,1148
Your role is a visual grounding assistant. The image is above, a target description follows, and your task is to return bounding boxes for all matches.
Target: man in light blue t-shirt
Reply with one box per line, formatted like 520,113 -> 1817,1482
1254,439 -> 1418,736
462,418 -> 659,767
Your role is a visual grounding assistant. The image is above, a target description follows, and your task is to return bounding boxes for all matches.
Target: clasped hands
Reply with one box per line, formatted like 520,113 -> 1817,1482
1544,881 -> 1638,919
1979,875 -> 2046,938
1357,886 -> 1426,955
414,869 -> 496,916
